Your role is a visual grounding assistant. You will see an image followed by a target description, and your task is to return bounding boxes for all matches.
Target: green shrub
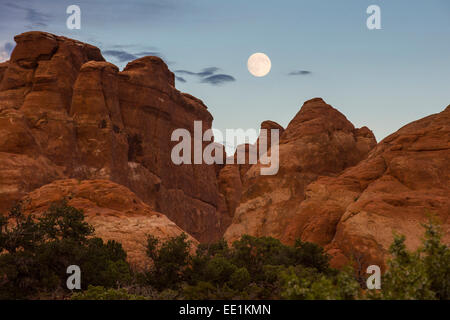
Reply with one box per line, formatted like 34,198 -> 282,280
143,233 -> 191,290
421,220 -> 450,299
374,219 -> 450,300
3,200 -> 448,301
229,267 -> 251,290
0,200 -> 131,299
279,265 -> 360,300
71,285 -> 146,300
152,234 -> 337,299
182,281 -> 218,300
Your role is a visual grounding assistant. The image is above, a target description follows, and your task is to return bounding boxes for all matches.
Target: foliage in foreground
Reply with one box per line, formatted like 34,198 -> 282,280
121,218 -> 450,300
138,233 -> 359,299
1,201 -> 449,300
0,201 -> 131,299
71,285 -> 147,300
371,219 -> 450,300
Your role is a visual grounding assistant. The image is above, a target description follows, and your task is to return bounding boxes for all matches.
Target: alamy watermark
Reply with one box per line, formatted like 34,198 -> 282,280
66,265 -> 81,290
367,5 -> 381,30
64,4 -> 380,31
66,263 -> 381,290
366,265 -> 381,289
170,121 -> 280,175
66,5 -> 81,30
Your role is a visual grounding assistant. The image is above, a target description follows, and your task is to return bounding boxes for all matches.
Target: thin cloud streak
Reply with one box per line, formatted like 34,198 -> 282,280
102,49 -> 163,62
288,70 -> 312,76
175,76 -> 186,83
0,42 -> 15,62
174,67 -> 235,85
5,2 -> 51,29
201,74 -> 235,85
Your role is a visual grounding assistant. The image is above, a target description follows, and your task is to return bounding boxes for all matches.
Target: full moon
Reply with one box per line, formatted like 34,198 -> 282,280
247,52 -> 271,77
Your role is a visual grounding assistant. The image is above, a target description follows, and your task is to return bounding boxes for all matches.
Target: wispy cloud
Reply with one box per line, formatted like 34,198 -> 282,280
4,42 -> 14,54
199,67 -> 220,76
102,49 -> 163,62
5,2 -> 51,29
175,76 -> 186,83
111,44 -> 158,51
174,67 -> 235,85
288,70 -> 312,76
201,74 -> 235,85
0,42 -> 14,62
0,51 -> 9,63
103,50 -> 137,62
175,67 -> 219,77
135,51 -> 161,57
174,70 -> 197,76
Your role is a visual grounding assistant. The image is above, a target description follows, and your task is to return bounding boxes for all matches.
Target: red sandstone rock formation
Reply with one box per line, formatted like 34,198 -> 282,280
216,120 -> 285,234
224,98 -> 377,244
294,105 -> 450,270
225,99 -> 449,271
1,31 -> 448,272
20,179 -> 198,270
0,31 -> 221,242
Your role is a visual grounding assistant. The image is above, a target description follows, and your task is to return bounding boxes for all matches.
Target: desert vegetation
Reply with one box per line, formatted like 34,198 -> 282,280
1,201 -> 448,300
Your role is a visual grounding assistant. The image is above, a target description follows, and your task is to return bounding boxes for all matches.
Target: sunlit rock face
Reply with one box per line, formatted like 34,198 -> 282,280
1,31 -> 448,272
303,105 -> 450,270
216,120 -> 286,236
224,98 -> 377,247
0,31 -> 223,243
20,179 -> 198,270
225,99 -> 450,270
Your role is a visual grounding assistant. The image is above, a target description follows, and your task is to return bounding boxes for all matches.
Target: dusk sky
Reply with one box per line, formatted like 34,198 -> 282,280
1,0 -> 449,153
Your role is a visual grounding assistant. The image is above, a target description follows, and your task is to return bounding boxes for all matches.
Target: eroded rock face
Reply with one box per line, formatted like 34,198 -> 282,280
225,101 -> 449,271
0,31 -> 104,213
217,164 -> 242,235
2,31 -> 447,272
0,31 -> 221,242
216,120 -> 285,234
20,179 -> 198,270
117,56 -> 219,242
296,105 -> 450,270
224,98 -> 377,244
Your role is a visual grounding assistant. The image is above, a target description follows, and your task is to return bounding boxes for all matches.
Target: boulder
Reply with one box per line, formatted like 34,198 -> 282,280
20,179 -> 198,270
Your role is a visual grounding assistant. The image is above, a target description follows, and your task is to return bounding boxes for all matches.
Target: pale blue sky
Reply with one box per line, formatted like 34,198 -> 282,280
1,0 -> 449,152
